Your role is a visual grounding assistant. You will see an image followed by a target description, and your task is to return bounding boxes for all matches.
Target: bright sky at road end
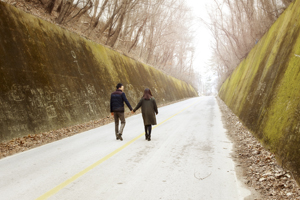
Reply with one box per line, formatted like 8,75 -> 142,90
187,0 -> 213,74
186,0 -> 218,94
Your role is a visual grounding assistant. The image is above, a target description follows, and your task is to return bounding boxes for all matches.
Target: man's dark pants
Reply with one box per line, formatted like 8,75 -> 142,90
114,112 -> 125,138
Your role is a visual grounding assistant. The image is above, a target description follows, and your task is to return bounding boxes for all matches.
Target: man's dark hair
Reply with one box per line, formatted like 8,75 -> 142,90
116,83 -> 123,89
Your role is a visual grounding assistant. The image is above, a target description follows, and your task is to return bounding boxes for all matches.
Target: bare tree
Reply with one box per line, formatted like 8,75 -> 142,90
202,0 -> 291,89
13,0 -> 200,88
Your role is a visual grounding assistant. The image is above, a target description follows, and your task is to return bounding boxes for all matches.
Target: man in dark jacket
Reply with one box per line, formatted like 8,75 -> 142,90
110,83 -> 133,141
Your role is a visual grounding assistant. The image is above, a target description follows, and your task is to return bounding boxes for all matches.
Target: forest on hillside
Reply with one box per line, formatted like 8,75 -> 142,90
4,0 -> 199,88
203,0 -> 292,88
2,0 -> 293,90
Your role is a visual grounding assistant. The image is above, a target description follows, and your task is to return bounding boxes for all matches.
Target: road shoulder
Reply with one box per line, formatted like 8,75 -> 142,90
217,96 -> 300,199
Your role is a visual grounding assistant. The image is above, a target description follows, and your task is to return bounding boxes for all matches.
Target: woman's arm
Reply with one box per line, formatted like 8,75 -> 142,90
153,99 -> 158,114
133,98 -> 143,112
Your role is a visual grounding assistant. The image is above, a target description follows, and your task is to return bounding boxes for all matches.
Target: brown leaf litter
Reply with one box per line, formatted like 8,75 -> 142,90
217,97 -> 300,199
0,99 -> 183,159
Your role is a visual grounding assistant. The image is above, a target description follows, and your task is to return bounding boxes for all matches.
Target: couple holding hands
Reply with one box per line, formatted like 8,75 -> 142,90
110,83 -> 158,141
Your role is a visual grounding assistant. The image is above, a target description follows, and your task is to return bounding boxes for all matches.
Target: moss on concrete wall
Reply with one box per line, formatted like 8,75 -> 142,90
0,2 -> 197,142
219,0 -> 300,182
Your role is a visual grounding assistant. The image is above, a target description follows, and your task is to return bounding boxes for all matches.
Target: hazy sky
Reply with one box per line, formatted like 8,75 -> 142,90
186,0 -> 219,93
186,0 -> 213,75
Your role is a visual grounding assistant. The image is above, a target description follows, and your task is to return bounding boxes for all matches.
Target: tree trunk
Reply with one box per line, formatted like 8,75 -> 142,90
56,0 -> 72,24
92,0 -> 109,28
45,0 -> 56,13
128,17 -> 147,53
98,1 -> 122,38
66,0 -> 93,23
107,11 -> 126,47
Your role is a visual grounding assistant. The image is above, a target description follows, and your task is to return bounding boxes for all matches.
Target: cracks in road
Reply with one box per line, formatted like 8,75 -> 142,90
194,171 -> 212,181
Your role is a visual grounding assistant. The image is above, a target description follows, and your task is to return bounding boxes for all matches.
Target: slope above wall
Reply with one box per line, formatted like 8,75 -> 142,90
0,2 -> 197,142
219,0 -> 300,183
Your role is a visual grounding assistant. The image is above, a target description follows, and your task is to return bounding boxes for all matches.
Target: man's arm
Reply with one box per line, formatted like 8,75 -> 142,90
110,94 -> 113,114
121,93 -> 133,111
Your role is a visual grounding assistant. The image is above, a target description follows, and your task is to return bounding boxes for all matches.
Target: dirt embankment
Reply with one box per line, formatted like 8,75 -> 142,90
217,97 -> 300,199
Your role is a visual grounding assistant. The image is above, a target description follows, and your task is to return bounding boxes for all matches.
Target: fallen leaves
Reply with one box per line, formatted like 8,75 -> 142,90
0,115 -> 117,159
0,99 -> 180,159
217,97 -> 300,199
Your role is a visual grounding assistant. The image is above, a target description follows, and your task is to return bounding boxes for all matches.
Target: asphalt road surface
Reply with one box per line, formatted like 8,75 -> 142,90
0,96 -> 251,200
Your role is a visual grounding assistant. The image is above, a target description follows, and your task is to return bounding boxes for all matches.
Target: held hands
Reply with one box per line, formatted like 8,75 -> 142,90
131,110 -> 135,114
111,112 -> 114,116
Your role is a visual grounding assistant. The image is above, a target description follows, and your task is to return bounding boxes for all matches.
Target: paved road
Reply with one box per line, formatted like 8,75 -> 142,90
0,96 -> 250,200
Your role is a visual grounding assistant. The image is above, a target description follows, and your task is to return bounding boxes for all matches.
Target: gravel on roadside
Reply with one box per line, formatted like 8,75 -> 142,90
217,96 -> 300,199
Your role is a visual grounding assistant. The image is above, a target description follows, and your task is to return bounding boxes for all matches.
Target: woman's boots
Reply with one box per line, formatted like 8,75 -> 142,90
145,133 -> 151,141
145,125 -> 152,141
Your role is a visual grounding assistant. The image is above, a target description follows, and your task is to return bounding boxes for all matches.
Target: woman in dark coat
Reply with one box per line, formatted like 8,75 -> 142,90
132,88 -> 158,141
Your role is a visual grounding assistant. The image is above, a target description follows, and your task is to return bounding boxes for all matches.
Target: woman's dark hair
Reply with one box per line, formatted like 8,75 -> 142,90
116,83 -> 123,89
143,88 -> 152,100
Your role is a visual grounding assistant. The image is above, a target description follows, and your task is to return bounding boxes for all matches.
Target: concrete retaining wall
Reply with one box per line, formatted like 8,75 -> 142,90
0,2 -> 197,142
219,0 -> 300,182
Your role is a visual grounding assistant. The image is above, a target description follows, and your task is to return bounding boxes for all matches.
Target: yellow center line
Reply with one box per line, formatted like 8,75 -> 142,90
36,99 -> 199,200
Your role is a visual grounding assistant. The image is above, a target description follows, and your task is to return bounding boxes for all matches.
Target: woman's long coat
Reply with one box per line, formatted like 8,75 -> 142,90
133,97 -> 158,125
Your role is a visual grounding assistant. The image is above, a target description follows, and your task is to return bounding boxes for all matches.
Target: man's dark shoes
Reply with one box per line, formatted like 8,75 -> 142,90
118,133 -> 123,141
116,136 -> 120,140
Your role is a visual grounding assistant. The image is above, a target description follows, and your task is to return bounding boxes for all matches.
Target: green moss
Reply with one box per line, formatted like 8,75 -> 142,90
219,0 -> 300,183
263,31 -> 300,145
0,1 -> 197,142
